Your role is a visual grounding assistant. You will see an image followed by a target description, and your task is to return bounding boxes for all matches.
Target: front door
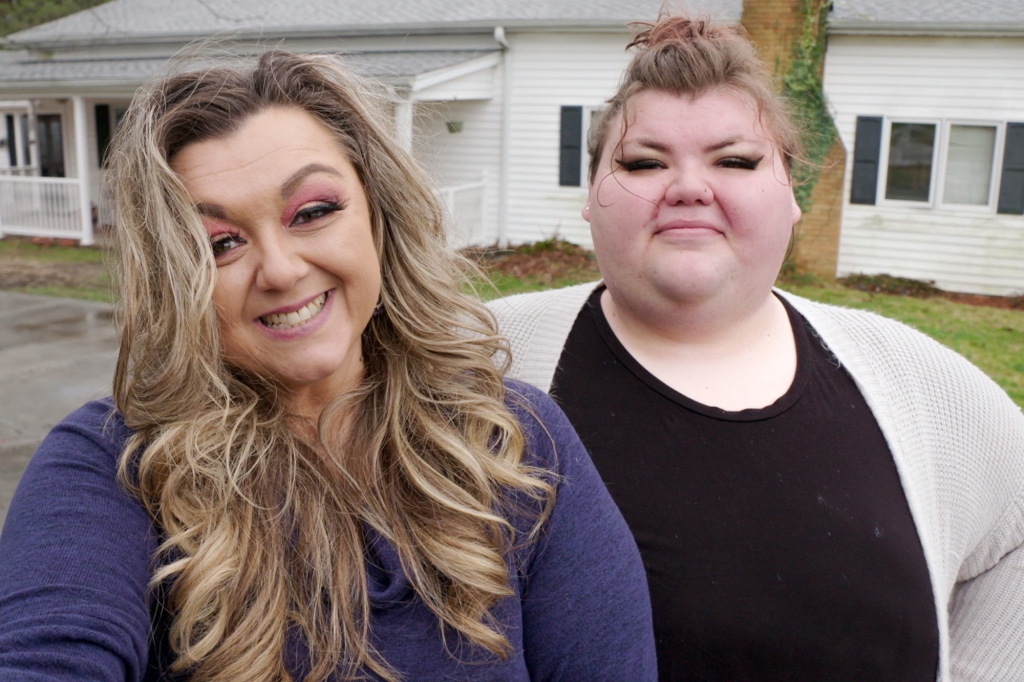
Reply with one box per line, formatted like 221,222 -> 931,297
37,114 -> 65,177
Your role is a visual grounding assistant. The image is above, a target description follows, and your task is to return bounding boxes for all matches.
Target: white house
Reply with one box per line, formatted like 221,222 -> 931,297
0,0 -> 742,247
825,0 -> 1024,295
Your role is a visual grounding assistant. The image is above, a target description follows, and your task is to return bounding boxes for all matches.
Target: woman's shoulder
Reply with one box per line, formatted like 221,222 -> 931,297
489,283 -> 602,391
34,397 -> 132,469
501,378 -> 574,470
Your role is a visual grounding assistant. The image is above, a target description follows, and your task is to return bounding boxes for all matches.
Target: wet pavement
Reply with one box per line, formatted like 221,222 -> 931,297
0,292 -> 117,527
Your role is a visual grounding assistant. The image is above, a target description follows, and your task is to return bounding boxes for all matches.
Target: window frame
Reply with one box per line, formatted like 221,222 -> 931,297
936,119 -> 1004,212
875,116 -> 1008,213
557,104 -> 608,190
877,116 -> 942,208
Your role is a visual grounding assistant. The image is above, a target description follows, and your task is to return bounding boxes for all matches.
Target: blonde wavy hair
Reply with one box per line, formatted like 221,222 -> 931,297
107,50 -> 553,682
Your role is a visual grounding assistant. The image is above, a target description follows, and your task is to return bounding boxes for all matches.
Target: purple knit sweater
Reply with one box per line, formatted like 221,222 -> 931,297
0,381 -> 655,681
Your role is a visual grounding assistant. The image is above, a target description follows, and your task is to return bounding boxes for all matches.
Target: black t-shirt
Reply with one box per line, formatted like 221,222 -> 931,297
550,287 -> 939,682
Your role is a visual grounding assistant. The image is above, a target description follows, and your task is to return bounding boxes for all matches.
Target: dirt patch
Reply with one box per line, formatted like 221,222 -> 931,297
464,239 -> 600,285
838,273 -> 1024,310
0,257 -> 109,289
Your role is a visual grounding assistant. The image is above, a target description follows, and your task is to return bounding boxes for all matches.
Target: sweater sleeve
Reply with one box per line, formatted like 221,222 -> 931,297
505,381 -> 657,681
0,400 -> 155,682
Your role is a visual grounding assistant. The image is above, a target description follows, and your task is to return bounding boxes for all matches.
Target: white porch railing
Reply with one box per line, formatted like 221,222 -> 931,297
0,166 -> 40,177
0,175 -> 85,240
436,172 -> 487,248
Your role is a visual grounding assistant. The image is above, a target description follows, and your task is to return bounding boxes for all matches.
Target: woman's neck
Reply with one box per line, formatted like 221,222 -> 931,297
600,287 -> 798,411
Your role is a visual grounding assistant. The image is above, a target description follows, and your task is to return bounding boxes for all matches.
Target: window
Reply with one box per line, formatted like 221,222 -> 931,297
885,122 -> 936,202
5,115 -> 15,167
37,114 -> 65,178
559,106 -> 583,186
850,116 -> 1024,214
943,124 -> 997,206
558,105 -> 605,187
95,104 -> 130,167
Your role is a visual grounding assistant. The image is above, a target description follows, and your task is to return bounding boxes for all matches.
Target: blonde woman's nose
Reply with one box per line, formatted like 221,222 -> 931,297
255,236 -> 310,291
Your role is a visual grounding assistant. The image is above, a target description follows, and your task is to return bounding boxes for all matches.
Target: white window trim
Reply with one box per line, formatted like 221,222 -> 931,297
575,104 -> 606,190
877,117 -> 1007,213
936,119 -> 1004,212
877,117 -> 942,209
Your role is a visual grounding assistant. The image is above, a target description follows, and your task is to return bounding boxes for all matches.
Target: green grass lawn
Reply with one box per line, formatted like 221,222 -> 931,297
0,239 -> 114,303
777,280 -> 1024,408
0,239 -> 105,263
475,264 -> 1024,409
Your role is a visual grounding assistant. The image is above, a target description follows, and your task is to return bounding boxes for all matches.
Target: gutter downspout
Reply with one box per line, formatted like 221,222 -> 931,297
495,25 -> 511,247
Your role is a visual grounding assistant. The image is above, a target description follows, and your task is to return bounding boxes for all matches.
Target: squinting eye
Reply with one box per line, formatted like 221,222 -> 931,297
210,233 -> 245,257
617,159 -> 665,172
292,201 -> 340,226
718,156 -> 763,170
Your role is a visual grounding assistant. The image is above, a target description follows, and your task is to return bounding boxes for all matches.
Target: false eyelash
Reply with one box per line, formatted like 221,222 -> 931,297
291,201 -> 343,226
616,159 -> 665,172
718,156 -> 763,170
210,232 -> 245,257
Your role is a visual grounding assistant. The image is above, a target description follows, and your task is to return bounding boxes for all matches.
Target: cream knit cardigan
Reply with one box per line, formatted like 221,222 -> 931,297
489,282 -> 1024,682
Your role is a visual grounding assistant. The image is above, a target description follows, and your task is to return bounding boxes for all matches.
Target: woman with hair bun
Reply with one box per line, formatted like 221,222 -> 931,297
0,51 -> 656,681
492,14 -> 1024,682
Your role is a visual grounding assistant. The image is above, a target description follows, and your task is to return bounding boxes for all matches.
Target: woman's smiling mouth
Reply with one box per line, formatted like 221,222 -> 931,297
260,291 -> 329,330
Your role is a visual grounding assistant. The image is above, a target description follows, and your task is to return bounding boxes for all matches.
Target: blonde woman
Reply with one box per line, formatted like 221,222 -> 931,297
0,52 -> 656,681
491,14 -> 1024,682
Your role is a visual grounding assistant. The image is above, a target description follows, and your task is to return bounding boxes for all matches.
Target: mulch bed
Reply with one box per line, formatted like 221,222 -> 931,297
839,273 -> 1024,310
0,257 -> 108,290
463,240 -> 600,285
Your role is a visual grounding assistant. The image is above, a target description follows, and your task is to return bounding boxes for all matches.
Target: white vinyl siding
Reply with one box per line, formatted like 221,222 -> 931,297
411,32 -> 632,247
413,98 -> 503,244
503,32 -> 633,247
824,35 -> 1024,295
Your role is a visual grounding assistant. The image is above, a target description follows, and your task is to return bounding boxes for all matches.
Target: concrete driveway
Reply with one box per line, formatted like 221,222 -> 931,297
0,291 -> 118,527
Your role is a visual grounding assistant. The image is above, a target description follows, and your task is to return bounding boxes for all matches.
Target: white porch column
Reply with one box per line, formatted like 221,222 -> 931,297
394,94 -> 413,153
26,99 -> 38,171
71,95 -> 94,246
12,111 -> 26,168
495,26 -> 512,247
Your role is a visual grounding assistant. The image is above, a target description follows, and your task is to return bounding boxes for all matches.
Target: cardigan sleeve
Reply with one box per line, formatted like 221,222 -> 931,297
504,381 -> 658,681
488,282 -> 599,392
0,400 -> 155,682
949,540 -> 1024,681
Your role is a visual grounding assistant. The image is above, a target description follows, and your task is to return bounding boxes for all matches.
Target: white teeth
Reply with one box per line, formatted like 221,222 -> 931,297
261,293 -> 327,330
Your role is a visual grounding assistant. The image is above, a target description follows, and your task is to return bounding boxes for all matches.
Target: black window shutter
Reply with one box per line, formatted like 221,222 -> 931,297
997,122 -> 1024,215
850,116 -> 883,205
95,104 -> 111,167
559,106 -> 583,187
5,115 -> 15,167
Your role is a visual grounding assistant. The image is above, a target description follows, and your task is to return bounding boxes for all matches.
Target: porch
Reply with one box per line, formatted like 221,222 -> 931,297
0,96 -> 95,245
0,48 -> 501,249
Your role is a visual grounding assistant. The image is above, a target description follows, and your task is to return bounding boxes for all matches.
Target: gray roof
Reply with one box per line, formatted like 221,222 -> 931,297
830,0 -> 1024,35
8,0 -> 743,46
0,49 -> 494,91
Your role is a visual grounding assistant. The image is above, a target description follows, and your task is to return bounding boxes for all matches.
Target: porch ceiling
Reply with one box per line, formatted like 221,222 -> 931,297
0,49 -> 498,95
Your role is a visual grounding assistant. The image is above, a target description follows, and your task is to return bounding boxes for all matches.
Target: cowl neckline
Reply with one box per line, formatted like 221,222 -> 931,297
363,525 -> 415,608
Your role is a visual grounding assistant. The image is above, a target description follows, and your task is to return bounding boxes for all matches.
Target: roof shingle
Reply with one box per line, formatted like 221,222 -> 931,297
9,0 -> 743,45
830,0 -> 1024,33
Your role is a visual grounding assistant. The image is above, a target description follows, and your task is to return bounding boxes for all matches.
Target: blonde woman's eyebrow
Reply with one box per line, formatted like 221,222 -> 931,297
280,163 -> 344,199
195,202 -> 227,219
